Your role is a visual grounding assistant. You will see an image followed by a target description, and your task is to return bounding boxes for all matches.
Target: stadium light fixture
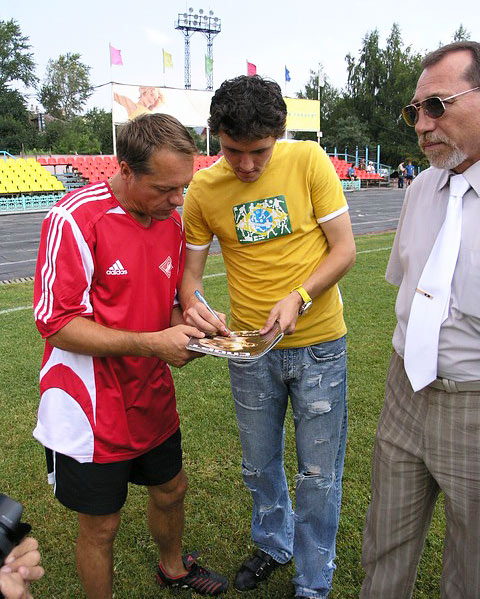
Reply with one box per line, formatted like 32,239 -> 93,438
175,8 -> 222,90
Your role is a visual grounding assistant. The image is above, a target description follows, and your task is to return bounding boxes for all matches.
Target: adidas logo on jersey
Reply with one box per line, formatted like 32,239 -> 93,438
159,256 -> 173,278
106,260 -> 128,275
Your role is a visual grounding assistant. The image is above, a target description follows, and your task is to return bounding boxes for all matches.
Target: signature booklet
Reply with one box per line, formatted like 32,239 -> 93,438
186,322 -> 284,360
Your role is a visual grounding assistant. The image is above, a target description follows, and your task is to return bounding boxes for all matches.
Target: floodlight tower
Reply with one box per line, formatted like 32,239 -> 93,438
175,8 -> 222,90
202,9 -> 221,90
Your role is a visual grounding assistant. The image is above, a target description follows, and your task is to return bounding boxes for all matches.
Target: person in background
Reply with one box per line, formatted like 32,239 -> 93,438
397,161 -> 405,188
405,160 -> 415,185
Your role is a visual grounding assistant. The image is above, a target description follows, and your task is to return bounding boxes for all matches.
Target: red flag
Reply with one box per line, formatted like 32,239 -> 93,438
110,44 -> 123,66
247,61 -> 256,76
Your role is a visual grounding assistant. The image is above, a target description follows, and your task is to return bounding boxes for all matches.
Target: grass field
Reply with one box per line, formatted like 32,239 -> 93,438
0,231 -> 446,598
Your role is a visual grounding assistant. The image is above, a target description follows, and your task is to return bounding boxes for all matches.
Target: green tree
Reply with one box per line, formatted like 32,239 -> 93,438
0,87 -> 38,153
298,70 -> 342,122
40,117 -> 101,154
38,109 -> 113,155
38,53 -> 92,119
296,24 -> 426,166
345,23 -> 423,166
346,29 -> 384,126
0,19 -> 38,90
83,108 -> 113,154
188,127 -> 220,155
40,119 -> 65,150
325,115 -> 371,150
453,24 -> 470,41
295,68 -> 350,145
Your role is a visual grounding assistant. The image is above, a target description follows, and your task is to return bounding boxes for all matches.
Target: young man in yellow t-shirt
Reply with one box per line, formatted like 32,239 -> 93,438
180,75 -> 356,599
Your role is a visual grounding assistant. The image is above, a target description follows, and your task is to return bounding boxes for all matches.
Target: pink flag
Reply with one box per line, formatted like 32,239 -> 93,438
247,61 -> 256,76
110,44 -> 123,66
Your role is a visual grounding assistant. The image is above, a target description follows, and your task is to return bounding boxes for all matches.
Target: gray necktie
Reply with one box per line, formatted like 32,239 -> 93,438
404,173 -> 470,391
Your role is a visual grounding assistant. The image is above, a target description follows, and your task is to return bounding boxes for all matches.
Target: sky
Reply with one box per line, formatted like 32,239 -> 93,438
2,0 -> 478,113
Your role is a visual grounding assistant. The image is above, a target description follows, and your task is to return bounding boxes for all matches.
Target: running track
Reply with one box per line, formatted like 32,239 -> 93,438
0,188 -> 405,284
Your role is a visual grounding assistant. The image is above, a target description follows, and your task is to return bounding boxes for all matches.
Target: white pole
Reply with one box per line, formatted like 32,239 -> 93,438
162,49 -> 166,87
111,82 -> 117,156
317,64 -> 324,146
108,44 -> 117,157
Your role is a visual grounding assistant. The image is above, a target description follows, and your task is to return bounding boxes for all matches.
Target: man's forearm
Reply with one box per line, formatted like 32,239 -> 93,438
180,248 -> 229,335
179,271 -> 204,313
47,315 -> 205,368
170,305 -> 185,326
179,247 -> 209,312
48,317 -> 155,357
299,212 -> 356,299
301,242 -> 356,300
260,240 -> 356,335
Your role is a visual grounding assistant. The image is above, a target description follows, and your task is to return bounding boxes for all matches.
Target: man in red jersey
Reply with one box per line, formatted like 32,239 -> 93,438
33,114 -> 228,598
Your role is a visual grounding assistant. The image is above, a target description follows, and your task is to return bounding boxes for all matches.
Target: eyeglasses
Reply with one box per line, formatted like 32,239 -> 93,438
401,86 -> 480,127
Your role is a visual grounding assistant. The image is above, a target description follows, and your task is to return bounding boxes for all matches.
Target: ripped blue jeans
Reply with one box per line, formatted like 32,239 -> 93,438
228,336 -> 347,599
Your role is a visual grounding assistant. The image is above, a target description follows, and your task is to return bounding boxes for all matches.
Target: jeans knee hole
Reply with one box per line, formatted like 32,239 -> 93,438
310,400 -> 332,414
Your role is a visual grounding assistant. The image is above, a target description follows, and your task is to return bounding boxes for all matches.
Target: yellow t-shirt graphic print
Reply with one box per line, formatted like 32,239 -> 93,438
233,195 -> 292,244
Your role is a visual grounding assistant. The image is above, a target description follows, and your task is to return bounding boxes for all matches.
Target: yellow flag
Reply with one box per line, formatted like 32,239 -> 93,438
163,49 -> 173,70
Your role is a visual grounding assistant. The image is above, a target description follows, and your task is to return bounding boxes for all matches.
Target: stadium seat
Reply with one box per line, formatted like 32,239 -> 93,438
0,158 -> 65,195
30,156 -> 119,185
193,155 -> 221,173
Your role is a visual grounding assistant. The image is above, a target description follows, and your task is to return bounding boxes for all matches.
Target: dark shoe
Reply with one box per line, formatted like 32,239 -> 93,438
156,552 -> 228,596
234,549 -> 289,591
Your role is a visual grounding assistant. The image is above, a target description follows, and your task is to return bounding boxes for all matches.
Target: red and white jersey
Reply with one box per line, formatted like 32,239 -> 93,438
33,182 -> 185,463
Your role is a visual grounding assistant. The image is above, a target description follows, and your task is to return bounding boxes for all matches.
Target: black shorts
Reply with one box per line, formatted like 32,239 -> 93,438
45,429 -> 182,515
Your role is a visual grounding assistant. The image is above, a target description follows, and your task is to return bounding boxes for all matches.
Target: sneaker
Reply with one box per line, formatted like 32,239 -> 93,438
156,552 -> 228,596
234,548 -> 290,592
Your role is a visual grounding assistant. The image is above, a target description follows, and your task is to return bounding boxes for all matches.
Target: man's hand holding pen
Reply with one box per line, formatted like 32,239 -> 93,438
183,290 -> 231,337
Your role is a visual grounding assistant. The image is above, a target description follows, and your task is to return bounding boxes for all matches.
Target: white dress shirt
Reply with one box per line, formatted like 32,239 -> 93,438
387,160 -> 480,381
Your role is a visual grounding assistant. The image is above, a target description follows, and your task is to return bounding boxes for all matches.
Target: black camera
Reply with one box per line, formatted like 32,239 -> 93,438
0,494 -> 31,568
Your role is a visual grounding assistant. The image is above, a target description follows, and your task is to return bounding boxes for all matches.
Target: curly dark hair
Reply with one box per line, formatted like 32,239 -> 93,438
208,75 -> 287,141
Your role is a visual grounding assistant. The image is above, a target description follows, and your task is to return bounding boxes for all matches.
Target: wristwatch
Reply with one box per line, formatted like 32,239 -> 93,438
292,285 -> 313,315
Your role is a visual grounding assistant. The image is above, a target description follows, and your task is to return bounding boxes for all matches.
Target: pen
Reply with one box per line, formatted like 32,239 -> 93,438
194,289 -> 230,335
